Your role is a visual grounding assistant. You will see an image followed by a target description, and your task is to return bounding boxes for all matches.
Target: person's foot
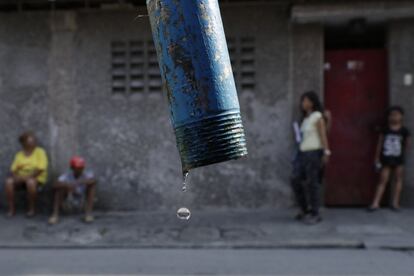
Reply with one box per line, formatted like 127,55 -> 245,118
84,214 -> 94,223
367,206 -> 379,212
48,216 -> 59,225
6,210 -> 15,218
294,211 -> 308,221
391,205 -> 401,212
303,214 -> 322,225
26,210 -> 36,218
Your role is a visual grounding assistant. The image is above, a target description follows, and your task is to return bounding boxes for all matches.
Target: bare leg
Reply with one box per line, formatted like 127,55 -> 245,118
49,186 -> 66,225
25,178 -> 38,217
392,166 -> 404,208
85,181 -> 96,214
84,181 -> 96,222
5,177 -> 16,217
51,189 -> 64,217
370,167 -> 391,209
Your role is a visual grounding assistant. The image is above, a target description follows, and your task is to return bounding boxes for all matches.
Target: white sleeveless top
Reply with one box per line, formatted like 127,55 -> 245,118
300,111 -> 323,152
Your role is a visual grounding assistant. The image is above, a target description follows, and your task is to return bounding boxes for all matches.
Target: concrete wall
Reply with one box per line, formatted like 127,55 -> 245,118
389,19 -> 414,206
0,13 -> 51,187
291,23 -> 324,121
2,3 -> 413,211
0,4 -> 296,211
192,4 -> 293,209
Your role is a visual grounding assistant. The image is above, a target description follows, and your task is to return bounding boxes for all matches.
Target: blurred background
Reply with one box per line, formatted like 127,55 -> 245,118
0,1 -> 414,275
0,0 -> 413,211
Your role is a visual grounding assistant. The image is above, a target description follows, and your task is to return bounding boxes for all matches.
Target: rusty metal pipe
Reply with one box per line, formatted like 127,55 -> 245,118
147,0 -> 248,172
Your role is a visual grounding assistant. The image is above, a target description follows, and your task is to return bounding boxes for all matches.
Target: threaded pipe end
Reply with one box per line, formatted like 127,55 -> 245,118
175,112 -> 248,172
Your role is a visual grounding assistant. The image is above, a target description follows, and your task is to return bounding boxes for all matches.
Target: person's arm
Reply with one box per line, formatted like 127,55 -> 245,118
317,117 -> 331,163
404,130 -> 411,151
31,148 -> 48,179
78,171 -> 97,186
324,110 -> 333,133
10,153 -> 23,179
375,134 -> 384,164
30,169 -> 43,179
406,138 -> 411,151
80,178 -> 96,185
53,181 -> 75,191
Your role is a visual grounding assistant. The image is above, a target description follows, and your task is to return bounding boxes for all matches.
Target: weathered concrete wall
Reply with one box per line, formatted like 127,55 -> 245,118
291,23 -> 324,121
191,4 -> 294,209
0,13 -> 51,194
389,19 -> 414,206
74,4 -> 294,210
0,4 -> 295,211
74,10 -> 179,210
48,12 -> 79,175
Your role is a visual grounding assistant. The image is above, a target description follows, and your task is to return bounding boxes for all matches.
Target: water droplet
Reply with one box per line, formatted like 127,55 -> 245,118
182,171 -> 189,193
176,207 -> 191,220
177,171 -> 191,220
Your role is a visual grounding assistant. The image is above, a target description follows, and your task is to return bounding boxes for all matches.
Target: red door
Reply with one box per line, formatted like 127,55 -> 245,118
324,49 -> 388,206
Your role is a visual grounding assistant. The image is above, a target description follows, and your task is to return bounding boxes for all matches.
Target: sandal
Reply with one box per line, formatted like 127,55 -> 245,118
48,216 -> 59,225
6,210 -> 15,218
304,214 -> 323,225
390,206 -> 401,212
367,206 -> 379,212
294,212 -> 308,221
26,211 -> 36,218
84,214 -> 94,223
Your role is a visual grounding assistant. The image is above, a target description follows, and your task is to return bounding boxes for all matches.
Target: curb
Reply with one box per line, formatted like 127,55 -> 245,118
0,240 -> 365,250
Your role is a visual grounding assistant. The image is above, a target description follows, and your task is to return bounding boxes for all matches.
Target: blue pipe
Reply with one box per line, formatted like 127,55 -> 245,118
147,0 -> 248,172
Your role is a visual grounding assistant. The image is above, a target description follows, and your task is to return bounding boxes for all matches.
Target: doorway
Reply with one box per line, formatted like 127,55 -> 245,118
324,22 -> 388,206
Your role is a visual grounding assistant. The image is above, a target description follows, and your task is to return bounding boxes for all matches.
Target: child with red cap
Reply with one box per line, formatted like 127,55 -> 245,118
48,156 -> 97,225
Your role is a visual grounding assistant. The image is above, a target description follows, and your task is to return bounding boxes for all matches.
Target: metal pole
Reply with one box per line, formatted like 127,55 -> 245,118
147,0 -> 248,172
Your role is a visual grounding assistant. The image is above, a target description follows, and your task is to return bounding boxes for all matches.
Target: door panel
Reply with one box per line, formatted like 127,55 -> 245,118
324,49 -> 388,206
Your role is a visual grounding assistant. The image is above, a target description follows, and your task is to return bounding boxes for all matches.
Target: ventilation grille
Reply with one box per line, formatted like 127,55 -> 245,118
111,37 -> 255,97
228,37 -> 256,93
111,40 -> 162,96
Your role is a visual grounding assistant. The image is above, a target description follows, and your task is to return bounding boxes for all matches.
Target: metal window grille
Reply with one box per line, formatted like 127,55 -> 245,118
227,37 -> 256,93
111,40 -> 162,96
111,37 -> 255,96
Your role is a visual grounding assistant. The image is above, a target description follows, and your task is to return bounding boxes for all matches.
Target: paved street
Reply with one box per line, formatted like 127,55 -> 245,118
1,248 -> 413,275
1,209 -> 414,250
1,209 -> 414,275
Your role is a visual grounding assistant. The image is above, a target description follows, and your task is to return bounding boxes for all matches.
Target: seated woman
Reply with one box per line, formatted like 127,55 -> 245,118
5,132 -> 48,217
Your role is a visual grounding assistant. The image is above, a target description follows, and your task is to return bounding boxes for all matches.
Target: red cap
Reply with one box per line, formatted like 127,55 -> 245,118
70,156 -> 85,169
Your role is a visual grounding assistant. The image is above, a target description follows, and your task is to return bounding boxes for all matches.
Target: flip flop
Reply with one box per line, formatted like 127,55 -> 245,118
48,216 -> 59,225
26,211 -> 36,218
6,211 -> 15,218
390,206 -> 401,212
367,206 -> 379,212
294,212 -> 308,221
84,214 -> 94,223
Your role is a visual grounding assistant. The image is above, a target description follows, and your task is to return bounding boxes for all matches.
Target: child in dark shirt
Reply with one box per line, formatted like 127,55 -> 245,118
369,106 -> 411,211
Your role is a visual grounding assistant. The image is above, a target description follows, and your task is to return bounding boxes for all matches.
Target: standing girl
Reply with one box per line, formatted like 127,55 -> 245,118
369,106 -> 411,211
292,91 -> 331,224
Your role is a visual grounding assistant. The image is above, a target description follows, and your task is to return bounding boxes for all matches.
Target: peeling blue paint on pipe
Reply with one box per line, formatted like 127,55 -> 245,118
147,0 -> 248,172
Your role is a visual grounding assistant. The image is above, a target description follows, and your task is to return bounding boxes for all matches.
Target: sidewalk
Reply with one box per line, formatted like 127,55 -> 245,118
1,208 -> 414,250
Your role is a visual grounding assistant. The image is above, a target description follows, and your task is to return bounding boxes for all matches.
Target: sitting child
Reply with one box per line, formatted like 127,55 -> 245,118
48,156 -> 97,224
